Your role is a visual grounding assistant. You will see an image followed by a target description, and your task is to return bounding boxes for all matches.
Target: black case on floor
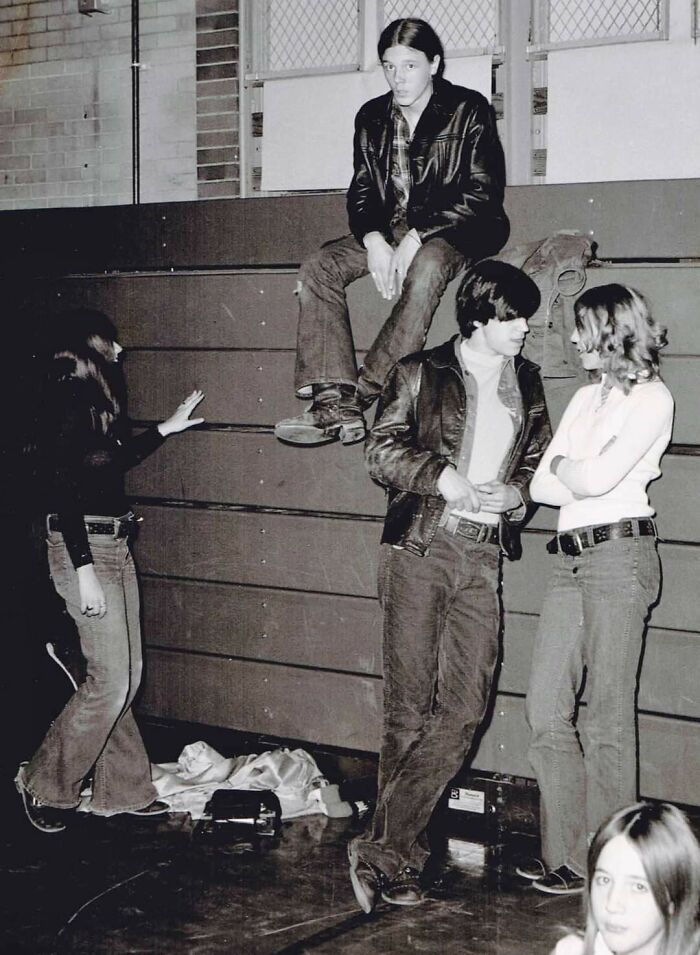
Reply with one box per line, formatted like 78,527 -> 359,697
206,788 -> 281,837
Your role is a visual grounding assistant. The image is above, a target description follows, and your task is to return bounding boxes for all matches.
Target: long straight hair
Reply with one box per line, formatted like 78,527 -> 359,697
582,802 -> 700,955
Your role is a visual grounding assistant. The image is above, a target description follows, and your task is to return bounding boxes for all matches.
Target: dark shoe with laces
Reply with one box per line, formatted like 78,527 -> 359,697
532,864 -> 585,895
15,763 -> 70,834
515,856 -> 548,881
381,865 -> 424,907
274,384 -> 366,446
348,844 -> 383,914
124,800 -> 170,817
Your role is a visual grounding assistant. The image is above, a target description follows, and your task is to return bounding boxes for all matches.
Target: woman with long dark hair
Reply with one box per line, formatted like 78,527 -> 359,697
522,284 -> 674,894
15,309 -> 204,832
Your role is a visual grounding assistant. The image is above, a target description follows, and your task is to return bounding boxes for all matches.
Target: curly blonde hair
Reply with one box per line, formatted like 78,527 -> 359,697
574,283 -> 667,393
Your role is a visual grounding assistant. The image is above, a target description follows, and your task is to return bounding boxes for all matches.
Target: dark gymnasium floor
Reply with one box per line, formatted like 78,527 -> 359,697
1,719 -> 590,955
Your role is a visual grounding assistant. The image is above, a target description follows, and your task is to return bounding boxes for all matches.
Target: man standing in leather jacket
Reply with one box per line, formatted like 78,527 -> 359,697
275,18 -> 510,447
347,259 -> 551,911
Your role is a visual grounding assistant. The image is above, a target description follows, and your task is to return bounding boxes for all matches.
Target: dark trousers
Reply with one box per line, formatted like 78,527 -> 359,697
351,531 -> 502,878
293,231 -> 465,399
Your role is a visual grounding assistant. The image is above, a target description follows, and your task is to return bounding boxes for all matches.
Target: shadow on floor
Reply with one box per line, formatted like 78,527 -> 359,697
1,774 -> 583,955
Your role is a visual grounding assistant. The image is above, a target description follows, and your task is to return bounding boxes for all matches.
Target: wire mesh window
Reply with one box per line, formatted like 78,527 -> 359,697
382,0 -> 501,55
248,0 -> 360,78
531,0 -> 669,52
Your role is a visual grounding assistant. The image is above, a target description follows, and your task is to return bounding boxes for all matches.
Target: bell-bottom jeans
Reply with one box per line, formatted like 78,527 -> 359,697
525,535 -> 661,875
293,230 -> 466,399
23,528 -> 156,814
351,531 -> 502,879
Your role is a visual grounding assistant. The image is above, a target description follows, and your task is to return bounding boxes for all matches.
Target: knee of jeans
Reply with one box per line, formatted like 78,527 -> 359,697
299,246 -> 335,288
86,672 -> 131,713
526,693 -> 574,743
406,242 -> 455,287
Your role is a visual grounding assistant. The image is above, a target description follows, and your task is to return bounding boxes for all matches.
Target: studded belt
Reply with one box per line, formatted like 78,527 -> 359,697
47,512 -> 139,538
547,518 -> 656,557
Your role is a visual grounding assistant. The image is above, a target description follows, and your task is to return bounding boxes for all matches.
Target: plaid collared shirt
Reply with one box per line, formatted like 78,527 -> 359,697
389,102 -> 411,228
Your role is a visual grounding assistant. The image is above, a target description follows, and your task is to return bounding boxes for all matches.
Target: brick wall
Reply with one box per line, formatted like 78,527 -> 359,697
0,0 -> 200,209
196,0 -> 239,199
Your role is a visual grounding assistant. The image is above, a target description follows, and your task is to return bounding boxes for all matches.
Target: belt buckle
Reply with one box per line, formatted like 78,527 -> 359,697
476,522 -> 491,544
559,533 -> 580,557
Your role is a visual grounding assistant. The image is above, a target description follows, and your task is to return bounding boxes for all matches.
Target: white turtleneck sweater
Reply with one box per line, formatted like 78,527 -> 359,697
451,341 -> 516,525
531,375 -> 674,532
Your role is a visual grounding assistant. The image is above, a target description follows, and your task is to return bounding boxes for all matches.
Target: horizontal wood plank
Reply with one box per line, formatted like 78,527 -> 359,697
132,504 -> 382,597
124,350 -> 700,444
23,262 -> 700,357
19,272 -> 299,350
467,695 -> 700,806
141,577 -> 381,675
499,613 -> 700,719
127,429 -> 385,516
132,505 -> 700,635
3,181 -> 699,274
139,649 -> 381,753
138,577 -> 697,720
127,434 -> 698,542
138,650 -> 700,805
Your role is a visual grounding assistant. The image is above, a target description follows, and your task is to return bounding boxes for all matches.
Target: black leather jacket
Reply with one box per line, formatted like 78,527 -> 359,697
347,78 -> 510,258
366,338 -> 552,560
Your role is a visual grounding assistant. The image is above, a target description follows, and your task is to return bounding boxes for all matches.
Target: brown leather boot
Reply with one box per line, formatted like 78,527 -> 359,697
274,384 -> 366,446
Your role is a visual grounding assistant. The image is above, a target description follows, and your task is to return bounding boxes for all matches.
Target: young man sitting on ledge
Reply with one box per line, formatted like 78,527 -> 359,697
274,17 -> 510,448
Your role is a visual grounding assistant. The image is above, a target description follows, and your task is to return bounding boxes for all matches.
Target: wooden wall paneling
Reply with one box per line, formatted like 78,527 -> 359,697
499,612 -> 700,719
22,272 -> 300,350
137,649 -> 699,806
140,577 -> 382,675
138,574 -> 697,720
469,696 -> 700,806
128,437 -> 698,543
123,350 -> 700,445
15,261 -> 700,368
123,351 -> 295,426
139,649 -> 382,752
504,536 -> 700,634
133,505 -> 381,597
127,430 -> 386,516
132,506 -> 700,632
658,357 -> 700,446
2,181 -> 699,275
504,180 -> 700,260
586,265 -> 700,355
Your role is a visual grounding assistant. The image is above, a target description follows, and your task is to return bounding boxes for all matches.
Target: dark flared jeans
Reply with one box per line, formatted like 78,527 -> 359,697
351,531 -> 502,879
293,231 -> 466,399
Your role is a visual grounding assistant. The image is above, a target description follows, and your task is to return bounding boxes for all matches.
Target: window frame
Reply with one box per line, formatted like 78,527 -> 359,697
528,0 -> 669,56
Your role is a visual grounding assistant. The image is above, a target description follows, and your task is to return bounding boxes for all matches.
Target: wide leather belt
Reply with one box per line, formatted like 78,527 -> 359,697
547,518 -> 656,557
444,514 -> 499,545
47,512 -> 139,538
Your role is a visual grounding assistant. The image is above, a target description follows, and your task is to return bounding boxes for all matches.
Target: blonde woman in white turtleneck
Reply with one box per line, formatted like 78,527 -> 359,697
519,284 -> 674,897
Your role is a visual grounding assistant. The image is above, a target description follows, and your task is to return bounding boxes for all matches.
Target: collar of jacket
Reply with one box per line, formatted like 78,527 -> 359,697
425,334 -> 541,378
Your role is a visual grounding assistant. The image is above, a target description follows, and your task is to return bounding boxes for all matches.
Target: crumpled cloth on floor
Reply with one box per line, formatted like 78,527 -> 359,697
151,741 -> 354,820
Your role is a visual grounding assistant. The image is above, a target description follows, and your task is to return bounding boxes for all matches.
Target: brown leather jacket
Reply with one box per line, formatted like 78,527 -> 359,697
366,338 -> 552,560
347,78 -> 510,258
